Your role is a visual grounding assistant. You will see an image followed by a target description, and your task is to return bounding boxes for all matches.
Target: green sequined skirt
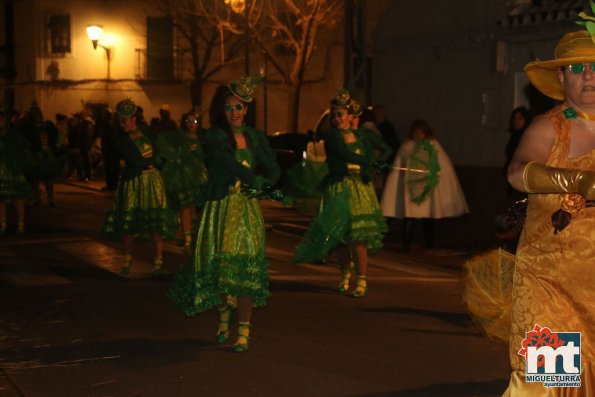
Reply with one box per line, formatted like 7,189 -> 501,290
168,190 -> 270,316
0,161 -> 33,202
293,175 -> 387,264
161,160 -> 207,211
102,168 -> 177,239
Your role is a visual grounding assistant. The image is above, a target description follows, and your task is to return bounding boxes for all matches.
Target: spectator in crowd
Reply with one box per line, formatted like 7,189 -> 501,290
503,106 -> 532,205
78,112 -> 95,181
156,104 -> 178,133
97,108 -> 120,191
381,119 -> 468,252
373,104 -> 400,164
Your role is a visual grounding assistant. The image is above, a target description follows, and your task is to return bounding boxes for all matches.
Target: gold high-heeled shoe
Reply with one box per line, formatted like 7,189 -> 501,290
216,305 -> 234,344
232,322 -> 251,353
351,276 -> 368,298
337,262 -> 355,293
151,256 -> 163,277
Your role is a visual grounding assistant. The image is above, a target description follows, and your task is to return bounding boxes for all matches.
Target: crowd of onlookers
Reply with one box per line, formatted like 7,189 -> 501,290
4,102 -> 183,202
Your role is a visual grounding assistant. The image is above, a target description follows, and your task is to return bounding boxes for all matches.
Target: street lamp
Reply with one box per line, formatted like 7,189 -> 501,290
86,24 -> 113,79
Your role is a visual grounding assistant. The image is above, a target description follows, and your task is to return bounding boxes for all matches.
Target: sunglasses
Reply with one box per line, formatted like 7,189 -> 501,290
331,110 -> 346,118
564,63 -> 595,74
185,118 -> 199,125
224,103 -> 244,112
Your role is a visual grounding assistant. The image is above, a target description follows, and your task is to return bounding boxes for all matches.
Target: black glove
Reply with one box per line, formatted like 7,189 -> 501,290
241,183 -> 259,198
262,183 -> 285,201
373,161 -> 392,172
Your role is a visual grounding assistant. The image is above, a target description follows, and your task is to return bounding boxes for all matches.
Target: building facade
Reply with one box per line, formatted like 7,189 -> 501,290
0,0 -> 345,133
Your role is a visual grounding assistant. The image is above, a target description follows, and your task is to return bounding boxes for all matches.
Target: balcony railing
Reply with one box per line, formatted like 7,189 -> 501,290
134,47 -> 188,81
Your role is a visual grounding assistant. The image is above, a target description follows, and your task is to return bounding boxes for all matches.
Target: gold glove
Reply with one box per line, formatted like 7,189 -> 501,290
523,161 -> 595,199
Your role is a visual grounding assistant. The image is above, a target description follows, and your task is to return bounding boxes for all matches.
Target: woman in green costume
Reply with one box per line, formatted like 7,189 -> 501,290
102,98 -> 177,276
293,88 -> 389,298
156,111 -> 208,254
168,77 -> 280,353
0,107 -> 33,233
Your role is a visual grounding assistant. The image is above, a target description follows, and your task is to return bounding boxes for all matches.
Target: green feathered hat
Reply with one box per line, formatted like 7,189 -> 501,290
229,75 -> 261,103
331,87 -> 352,108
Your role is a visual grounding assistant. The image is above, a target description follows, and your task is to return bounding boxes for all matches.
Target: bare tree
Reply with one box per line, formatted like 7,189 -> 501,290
145,0 -> 245,110
202,0 -> 343,133
256,0 -> 342,133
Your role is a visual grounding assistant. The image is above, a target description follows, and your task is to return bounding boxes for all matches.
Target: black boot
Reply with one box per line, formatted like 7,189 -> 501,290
401,218 -> 415,252
422,218 -> 435,249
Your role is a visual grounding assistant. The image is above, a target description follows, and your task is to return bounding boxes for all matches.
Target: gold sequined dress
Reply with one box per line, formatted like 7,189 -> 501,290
504,104 -> 595,395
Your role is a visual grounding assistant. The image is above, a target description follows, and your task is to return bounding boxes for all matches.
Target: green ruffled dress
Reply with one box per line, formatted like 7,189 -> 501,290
102,128 -> 177,239
156,129 -> 208,211
168,126 -> 280,316
294,130 -> 387,264
0,127 -> 34,202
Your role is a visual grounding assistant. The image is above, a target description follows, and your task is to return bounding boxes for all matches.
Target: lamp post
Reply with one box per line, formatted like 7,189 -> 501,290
86,24 -> 113,79
243,0 -> 250,75
225,0 -> 250,75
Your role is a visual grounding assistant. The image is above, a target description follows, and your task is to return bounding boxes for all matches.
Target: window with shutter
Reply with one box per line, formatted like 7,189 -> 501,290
48,14 -> 71,54
146,16 -> 173,80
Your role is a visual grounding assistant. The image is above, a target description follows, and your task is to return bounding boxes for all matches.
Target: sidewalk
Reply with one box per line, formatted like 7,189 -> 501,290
59,177 -> 106,193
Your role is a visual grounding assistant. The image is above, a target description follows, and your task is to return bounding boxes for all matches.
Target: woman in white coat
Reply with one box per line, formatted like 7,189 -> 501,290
381,119 -> 468,251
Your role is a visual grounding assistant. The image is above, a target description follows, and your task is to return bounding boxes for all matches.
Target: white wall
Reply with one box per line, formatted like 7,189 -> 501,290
9,0 -> 348,134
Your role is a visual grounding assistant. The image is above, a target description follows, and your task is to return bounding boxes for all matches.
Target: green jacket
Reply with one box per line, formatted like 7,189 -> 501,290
200,126 -> 280,203
323,127 -> 392,185
116,125 -> 160,181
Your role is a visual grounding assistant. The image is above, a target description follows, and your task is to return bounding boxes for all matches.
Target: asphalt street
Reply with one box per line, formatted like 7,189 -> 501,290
0,180 -> 510,397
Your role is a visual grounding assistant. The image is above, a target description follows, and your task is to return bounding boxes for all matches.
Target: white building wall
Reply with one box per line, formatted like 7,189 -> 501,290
8,0 -> 346,134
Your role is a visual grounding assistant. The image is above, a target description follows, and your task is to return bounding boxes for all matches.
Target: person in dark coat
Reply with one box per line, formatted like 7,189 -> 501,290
373,104 -> 400,164
98,108 -> 120,191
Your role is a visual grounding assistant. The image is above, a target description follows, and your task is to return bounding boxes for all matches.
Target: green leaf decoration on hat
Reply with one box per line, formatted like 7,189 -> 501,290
576,0 -> 595,42
331,87 -> 352,107
349,99 -> 362,116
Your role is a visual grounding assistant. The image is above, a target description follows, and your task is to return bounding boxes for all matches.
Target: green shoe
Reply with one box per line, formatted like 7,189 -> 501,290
232,322 -> 251,353
120,254 -> 132,276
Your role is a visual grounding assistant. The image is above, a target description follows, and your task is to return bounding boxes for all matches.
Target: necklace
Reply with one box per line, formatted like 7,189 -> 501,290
231,125 -> 244,135
576,110 -> 595,121
577,117 -> 595,132
563,106 -> 595,132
